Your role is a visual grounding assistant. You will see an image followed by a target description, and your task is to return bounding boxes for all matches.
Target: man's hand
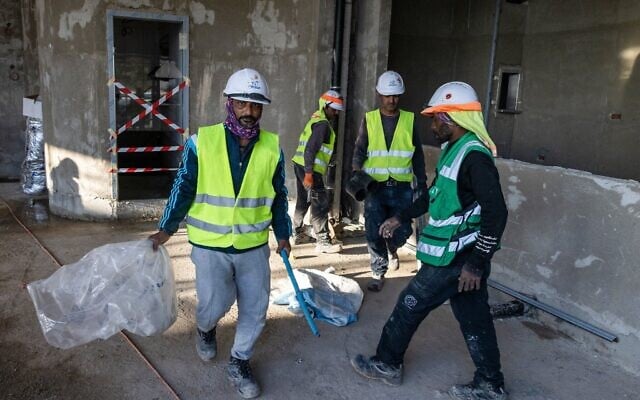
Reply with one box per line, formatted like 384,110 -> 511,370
379,216 -> 401,239
303,172 -> 314,189
276,239 -> 291,257
148,230 -> 171,251
458,263 -> 482,292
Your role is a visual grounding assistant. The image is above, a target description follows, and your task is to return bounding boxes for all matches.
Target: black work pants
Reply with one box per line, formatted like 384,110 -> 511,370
292,163 -> 330,241
376,251 -> 504,387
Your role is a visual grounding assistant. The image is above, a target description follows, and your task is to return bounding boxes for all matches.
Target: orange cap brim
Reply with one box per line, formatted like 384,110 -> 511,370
421,101 -> 482,116
321,94 -> 344,106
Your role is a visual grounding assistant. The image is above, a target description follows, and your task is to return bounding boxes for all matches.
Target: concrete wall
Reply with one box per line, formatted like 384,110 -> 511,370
388,0 -> 640,181
339,0 -> 393,219
0,0 -> 27,178
511,0 -> 640,180
35,0 -> 334,219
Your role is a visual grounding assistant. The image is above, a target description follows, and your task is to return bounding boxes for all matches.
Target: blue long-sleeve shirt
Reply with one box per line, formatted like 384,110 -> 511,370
159,126 -> 292,253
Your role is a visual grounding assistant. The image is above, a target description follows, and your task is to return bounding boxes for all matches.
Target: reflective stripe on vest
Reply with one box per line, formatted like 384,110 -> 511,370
362,109 -> 414,182
417,133 -> 493,267
291,115 -> 335,175
186,215 -> 272,235
187,124 -> 279,249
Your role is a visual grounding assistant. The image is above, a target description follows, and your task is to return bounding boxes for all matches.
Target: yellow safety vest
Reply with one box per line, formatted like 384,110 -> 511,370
362,109 -> 414,182
186,124 -> 279,249
292,113 -> 336,175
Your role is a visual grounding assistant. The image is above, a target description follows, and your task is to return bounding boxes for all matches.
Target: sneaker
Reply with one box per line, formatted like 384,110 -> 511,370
195,327 -> 217,362
367,274 -> 385,292
227,356 -> 261,399
350,354 -> 403,386
315,240 -> 342,254
448,381 -> 508,400
388,252 -> 399,271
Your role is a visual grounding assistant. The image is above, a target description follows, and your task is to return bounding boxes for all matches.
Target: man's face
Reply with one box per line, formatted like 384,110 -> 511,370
324,106 -> 340,121
232,99 -> 263,128
431,116 -> 454,144
379,94 -> 400,115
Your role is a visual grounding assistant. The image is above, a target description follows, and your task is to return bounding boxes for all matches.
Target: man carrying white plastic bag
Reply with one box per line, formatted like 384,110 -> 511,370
27,240 -> 177,350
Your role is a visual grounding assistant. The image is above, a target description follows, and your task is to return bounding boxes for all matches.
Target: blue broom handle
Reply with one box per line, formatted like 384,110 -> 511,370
280,249 -> 320,337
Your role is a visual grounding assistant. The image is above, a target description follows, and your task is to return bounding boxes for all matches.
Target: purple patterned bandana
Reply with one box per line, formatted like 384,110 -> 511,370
224,99 -> 260,140
436,112 -> 454,125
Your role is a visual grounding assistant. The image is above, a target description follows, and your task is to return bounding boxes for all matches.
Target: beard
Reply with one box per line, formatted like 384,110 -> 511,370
238,116 -> 257,128
433,123 -> 453,144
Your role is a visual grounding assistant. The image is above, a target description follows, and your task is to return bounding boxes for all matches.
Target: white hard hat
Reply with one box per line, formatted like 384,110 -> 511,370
223,68 -> 271,104
321,89 -> 344,111
376,71 -> 405,96
422,81 -> 479,114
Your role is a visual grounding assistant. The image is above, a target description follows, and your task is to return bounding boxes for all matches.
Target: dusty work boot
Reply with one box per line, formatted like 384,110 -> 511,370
448,381 -> 508,400
227,356 -> 261,399
195,327 -> 217,361
388,251 -> 400,271
367,274 -> 385,292
293,228 -> 315,245
315,238 -> 342,254
350,354 -> 403,386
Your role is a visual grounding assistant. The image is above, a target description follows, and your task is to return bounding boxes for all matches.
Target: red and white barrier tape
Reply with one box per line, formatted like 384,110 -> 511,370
111,79 -> 189,138
110,167 -> 178,174
110,146 -> 184,153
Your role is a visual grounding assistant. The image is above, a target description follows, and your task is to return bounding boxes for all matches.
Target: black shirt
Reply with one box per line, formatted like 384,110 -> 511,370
398,150 -> 508,270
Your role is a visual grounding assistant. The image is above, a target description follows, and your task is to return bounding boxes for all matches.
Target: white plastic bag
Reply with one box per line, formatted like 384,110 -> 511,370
272,268 -> 364,327
27,240 -> 177,349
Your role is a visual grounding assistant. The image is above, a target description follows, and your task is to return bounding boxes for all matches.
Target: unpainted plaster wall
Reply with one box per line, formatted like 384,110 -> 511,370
339,0 -> 392,220
511,0 -> 640,180
387,0 -> 527,151
388,0 -> 640,181
0,0 -> 26,178
35,0 -> 334,219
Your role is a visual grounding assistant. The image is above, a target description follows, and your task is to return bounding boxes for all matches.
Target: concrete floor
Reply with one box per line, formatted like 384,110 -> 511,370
1,182 -> 638,400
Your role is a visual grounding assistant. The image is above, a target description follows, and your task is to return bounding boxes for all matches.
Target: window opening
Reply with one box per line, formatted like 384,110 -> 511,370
496,67 -> 521,113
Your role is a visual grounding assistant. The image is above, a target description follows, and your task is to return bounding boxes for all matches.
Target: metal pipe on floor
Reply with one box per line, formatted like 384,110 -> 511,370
488,279 -> 618,342
404,243 -> 618,342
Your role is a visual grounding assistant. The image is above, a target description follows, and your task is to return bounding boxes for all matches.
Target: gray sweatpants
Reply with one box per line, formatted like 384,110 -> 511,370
191,244 -> 271,360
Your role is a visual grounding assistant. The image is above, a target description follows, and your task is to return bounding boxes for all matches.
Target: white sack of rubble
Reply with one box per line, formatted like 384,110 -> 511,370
272,268 -> 364,326
27,240 -> 177,349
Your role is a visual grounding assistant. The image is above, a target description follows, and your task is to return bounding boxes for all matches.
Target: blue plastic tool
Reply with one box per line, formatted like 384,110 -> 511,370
279,249 -> 320,337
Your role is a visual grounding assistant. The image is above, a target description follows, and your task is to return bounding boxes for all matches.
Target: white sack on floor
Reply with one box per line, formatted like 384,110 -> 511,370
272,268 -> 363,327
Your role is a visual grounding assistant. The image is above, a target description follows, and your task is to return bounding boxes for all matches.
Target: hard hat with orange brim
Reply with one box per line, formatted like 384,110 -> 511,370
421,81 -> 498,156
319,89 -> 344,111
421,81 -> 481,116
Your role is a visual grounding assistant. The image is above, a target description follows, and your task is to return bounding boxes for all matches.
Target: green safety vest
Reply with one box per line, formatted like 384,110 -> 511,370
362,109 -> 415,182
186,124 -> 279,249
291,113 -> 336,175
417,132 -> 493,267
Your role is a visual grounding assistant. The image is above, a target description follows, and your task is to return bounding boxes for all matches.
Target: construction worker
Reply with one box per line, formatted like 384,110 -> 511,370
292,89 -> 344,254
148,68 -> 291,399
350,82 -> 508,400
352,71 -> 427,292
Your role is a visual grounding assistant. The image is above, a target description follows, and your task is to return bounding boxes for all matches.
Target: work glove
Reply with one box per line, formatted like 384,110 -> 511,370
303,172 -> 314,189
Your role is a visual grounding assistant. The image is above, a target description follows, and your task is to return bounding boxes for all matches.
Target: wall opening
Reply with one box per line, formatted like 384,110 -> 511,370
496,66 -> 522,113
107,11 -> 189,201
